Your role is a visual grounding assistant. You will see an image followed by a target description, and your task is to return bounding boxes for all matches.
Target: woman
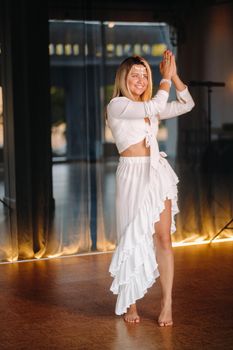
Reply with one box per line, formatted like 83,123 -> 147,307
107,51 -> 195,326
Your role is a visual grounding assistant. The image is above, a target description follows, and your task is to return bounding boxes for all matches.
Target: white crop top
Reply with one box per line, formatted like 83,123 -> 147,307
107,87 -> 195,170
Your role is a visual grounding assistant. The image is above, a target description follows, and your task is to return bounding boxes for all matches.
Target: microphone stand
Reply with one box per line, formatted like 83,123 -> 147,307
189,81 -> 225,144
210,219 -> 233,242
189,81 -> 233,242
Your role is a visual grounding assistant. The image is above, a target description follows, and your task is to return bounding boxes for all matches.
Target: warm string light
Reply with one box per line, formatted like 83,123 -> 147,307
49,42 -> 167,57
108,22 -> 115,28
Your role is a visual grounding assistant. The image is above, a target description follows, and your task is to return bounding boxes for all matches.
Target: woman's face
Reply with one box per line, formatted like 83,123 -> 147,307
127,64 -> 148,100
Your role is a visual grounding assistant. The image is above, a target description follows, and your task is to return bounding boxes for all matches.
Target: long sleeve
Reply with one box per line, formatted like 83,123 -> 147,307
159,86 -> 195,120
107,90 -> 169,120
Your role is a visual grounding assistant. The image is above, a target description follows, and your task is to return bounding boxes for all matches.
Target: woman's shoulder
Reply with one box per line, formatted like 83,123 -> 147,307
108,96 -> 130,105
107,96 -> 131,117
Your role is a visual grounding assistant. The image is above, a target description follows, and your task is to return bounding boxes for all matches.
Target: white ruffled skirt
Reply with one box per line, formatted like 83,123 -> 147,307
109,154 -> 179,315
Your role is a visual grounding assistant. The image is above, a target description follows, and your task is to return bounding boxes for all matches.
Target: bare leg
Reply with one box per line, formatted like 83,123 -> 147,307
124,303 -> 140,323
154,198 -> 174,327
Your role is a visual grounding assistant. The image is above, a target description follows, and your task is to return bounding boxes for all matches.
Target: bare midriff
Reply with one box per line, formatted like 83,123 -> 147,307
120,138 -> 150,157
119,118 -> 150,157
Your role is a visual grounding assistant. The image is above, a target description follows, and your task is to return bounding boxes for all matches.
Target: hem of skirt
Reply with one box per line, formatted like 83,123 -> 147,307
113,270 -> 160,315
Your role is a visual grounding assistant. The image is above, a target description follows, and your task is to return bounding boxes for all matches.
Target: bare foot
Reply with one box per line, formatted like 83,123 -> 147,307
124,304 -> 140,323
158,300 -> 173,327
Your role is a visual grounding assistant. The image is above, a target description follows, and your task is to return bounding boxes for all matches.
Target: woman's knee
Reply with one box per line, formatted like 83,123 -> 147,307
156,231 -> 172,249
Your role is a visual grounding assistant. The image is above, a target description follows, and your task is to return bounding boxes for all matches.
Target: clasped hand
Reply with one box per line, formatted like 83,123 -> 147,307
159,50 -> 177,80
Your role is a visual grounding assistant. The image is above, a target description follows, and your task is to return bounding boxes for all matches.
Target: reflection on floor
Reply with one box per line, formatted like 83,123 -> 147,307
0,241 -> 233,349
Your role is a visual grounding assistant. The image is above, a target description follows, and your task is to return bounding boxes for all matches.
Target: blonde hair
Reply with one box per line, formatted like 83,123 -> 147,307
112,56 -> 152,101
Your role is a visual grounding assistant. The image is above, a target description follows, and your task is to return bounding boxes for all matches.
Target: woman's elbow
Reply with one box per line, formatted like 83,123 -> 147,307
187,99 -> 195,112
157,102 -> 168,115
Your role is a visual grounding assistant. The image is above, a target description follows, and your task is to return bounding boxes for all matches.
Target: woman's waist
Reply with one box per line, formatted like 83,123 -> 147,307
119,138 -> 150,157
119,151 -> 168,164
119,156 -> 151,164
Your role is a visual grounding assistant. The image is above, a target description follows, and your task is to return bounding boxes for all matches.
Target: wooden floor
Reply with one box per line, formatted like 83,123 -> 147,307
0,241 -> 233,350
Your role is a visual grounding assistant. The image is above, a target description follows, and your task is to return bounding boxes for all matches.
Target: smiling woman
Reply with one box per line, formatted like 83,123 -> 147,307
106,53 -> 195,325
127,65 -> 149,100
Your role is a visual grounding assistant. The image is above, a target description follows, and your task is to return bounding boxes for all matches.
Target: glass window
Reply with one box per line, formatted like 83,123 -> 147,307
47,21 -> 182,259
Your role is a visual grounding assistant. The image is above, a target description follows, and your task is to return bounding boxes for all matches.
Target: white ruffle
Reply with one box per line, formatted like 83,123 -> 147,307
109,156 -> 179,315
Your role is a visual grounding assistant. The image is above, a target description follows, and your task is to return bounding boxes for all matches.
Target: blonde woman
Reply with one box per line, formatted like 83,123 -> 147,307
107,51 -> 194,326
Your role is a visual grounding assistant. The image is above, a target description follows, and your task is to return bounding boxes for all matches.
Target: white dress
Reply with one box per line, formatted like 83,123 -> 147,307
107,87 -> 195,315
